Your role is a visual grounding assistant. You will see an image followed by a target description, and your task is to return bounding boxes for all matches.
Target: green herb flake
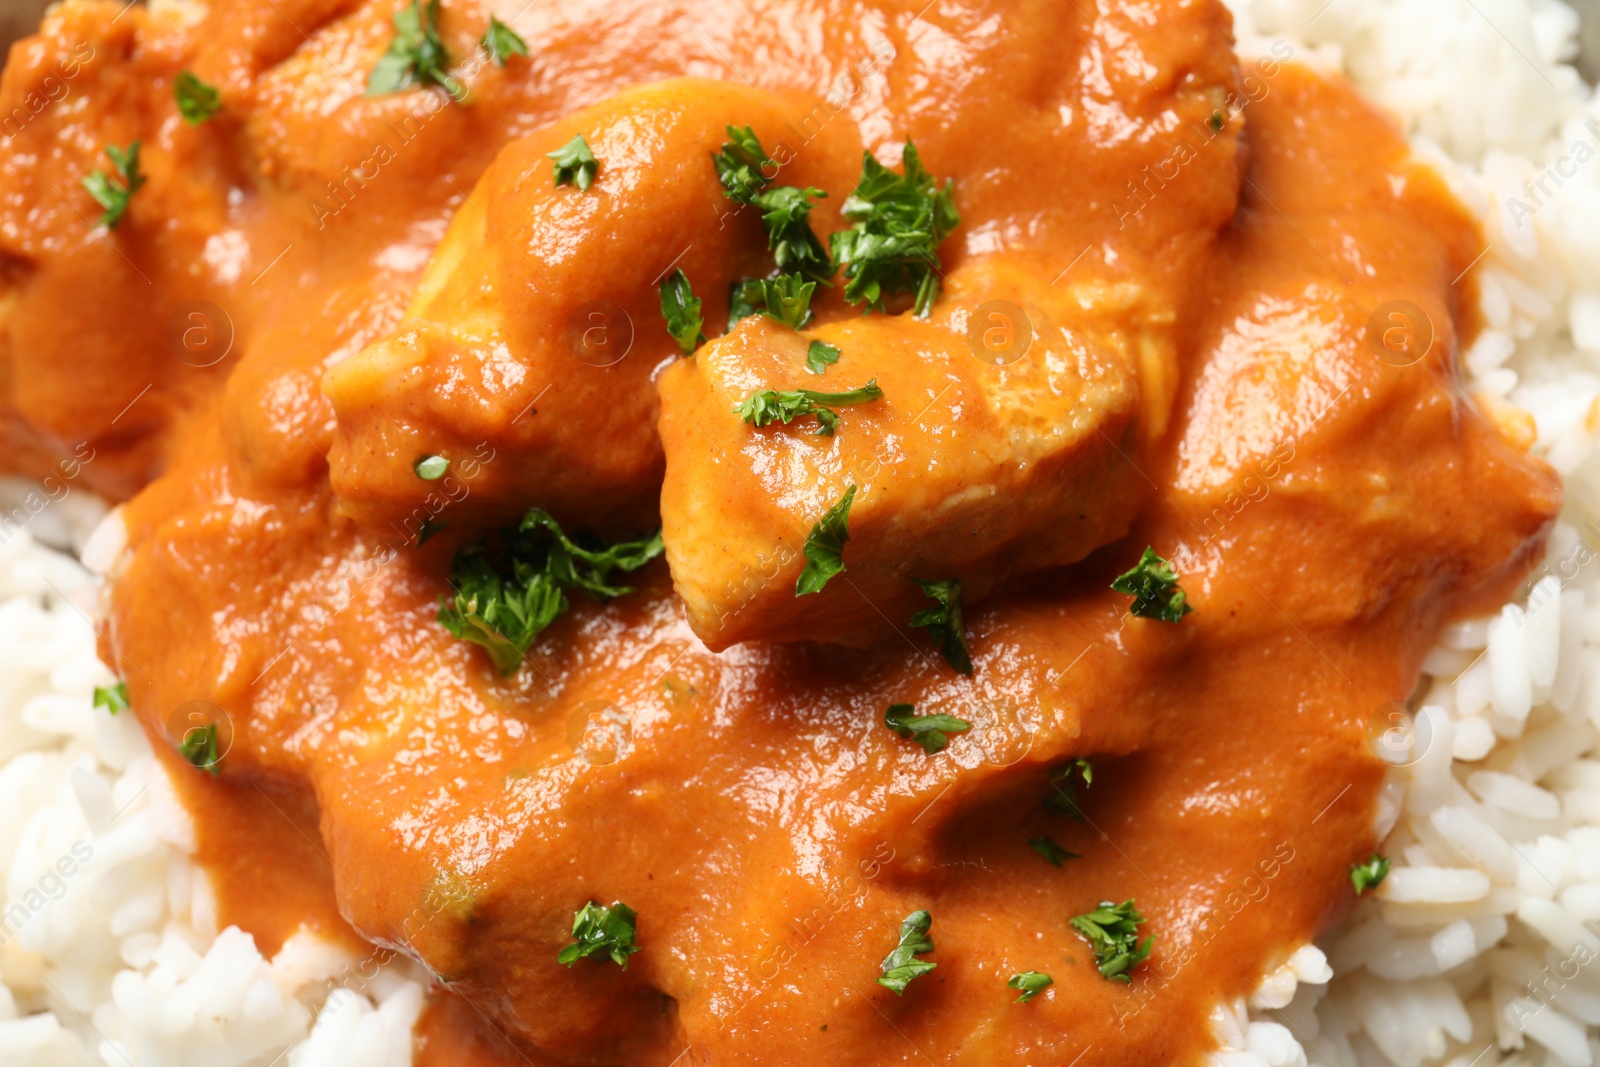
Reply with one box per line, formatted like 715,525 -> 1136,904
796,485 -> 856,596
481,15 -> 527,65
712,126 -> 833,280
1008,971 -> 1053,1003
1070,899 -> 1153,983
909,578 -> 972,675
1110,546 -> 1192,623
1350,853 -> 1391,895
178,722 -> 221,776
1045,758 -> 1094,820
414,454 -> 449,480
365,0 -> 465,102
1026,836 -> 1081,867
805,340 -> 840,374
82,142 -> 146,230
557,900 -> 641,968
730,278 -> 831,335
437,508 -> 663,674
659,269 -> 705,355
751,184 -> 833,282
1207,110 -> 1225,132
756,273 -> 816,330
712,124 -> 773,204
728,277 -> 765,328
883,703 -> 972,755
548,133 -> 597,190
93,681 -> 128,715
876,910 -> 936,995
737,378 -> 881,437
830,141 -> 959,318
174,71 -> 221,124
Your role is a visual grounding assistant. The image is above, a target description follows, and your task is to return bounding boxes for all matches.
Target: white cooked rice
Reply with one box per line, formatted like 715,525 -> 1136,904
1212,3 -> 1600,1065
0,516 -> 426,1064
5,0 -> 1600,1062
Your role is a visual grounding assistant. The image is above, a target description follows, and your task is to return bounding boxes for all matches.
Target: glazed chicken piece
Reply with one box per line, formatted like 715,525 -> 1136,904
322,78 -> 862,539
647,22 -> 1250,651
658,260 -> 1177,650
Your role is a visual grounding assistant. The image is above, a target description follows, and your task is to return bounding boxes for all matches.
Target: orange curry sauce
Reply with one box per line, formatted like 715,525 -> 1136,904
0,0 -> 1560,1063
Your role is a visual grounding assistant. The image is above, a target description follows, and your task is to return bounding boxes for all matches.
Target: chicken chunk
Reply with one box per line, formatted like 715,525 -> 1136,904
322,78 -> 862,539
657,259 -> 1177,650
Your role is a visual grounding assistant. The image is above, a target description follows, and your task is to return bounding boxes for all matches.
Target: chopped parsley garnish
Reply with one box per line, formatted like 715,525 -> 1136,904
414,454 -> 449,480
753,185 -> 833,282
548,134 -> 597,190
437,508 -> 663,674
727,274 -> 822,330
1070,900 -> 1153,983
481,15 -> 527,65
660,269 -> 705,355
1008,971 -> 1053,1003
830,141 -> 959,318
93,681 -> 128,715
712,126 -> 833,281
174,72 -> 221,124
1045,758 -> 1094,820
909,578 -> 972,675
796,485 -> 855,596
1027,836 -> 1081,867
806,340 -> 840,374
883,703 -> 972,754
82,142 -> 146,230
1207,110 -> 1225,132
737,379 -> 881,436
728,277 -> 764,328
876,910 -> 936,995
1111,546 -> 1192,622
1350,853 -> 1391,895
712,124 -> 772,204
178,722 -> 221,776
557,900 -> 641,968
756,273 -> 816,330
366,0 -> 465,102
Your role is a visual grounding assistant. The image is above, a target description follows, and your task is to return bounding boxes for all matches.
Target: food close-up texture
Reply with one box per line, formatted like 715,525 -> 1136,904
1,0 -> 1600,1065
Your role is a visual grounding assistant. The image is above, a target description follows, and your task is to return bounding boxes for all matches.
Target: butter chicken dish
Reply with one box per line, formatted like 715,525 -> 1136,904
0,0 -> 1580,1064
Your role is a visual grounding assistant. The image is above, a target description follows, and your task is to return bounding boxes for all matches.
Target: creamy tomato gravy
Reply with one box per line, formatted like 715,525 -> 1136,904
0,0 -> 1561,1063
